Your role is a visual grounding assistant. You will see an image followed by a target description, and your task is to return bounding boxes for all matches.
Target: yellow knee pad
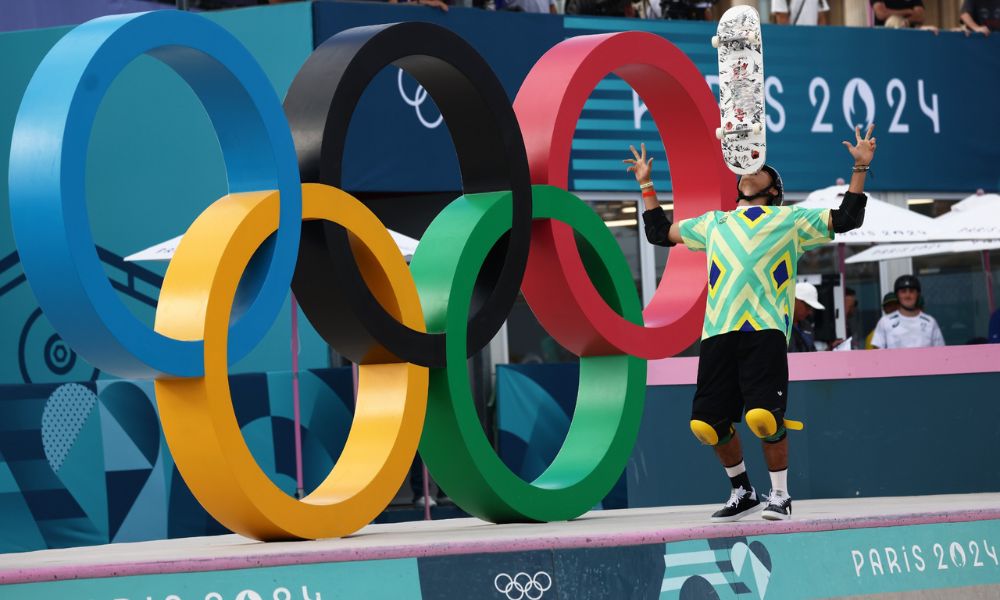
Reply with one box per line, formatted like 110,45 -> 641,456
690,420 -> 733,446
746,409 -> 805,441
745,408 -> 778,439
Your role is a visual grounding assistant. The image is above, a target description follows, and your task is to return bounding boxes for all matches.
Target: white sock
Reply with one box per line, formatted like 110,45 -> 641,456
769,468 -> 788,496
724,461 -> 746,478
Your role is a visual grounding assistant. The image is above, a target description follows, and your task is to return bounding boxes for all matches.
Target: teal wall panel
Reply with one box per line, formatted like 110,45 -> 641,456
0,367 -> 354,553
629,373 -> 1000,508
1,557 -> 422,600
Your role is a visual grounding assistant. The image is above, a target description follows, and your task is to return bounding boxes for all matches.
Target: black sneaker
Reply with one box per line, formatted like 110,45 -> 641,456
761,490 -> 792,520
710,486 -> 762,522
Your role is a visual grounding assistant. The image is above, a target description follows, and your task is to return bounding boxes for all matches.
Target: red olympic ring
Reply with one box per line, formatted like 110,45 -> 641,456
516,32 -> 734,359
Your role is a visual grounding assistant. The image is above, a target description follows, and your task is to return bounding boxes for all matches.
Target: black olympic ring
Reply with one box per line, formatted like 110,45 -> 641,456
285,22 -> 532,368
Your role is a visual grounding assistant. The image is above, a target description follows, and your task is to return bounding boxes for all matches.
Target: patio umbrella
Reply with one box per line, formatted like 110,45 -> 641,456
932,196 -> 1000,241
844,196 -> 1000,312
845,239 -> 1000,264
795,185 -> 949,244
125,230 -> 421,262
950,192 -> 1000,214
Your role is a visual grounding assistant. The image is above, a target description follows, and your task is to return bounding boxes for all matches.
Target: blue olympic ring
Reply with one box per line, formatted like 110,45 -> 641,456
8,11 -> 302,378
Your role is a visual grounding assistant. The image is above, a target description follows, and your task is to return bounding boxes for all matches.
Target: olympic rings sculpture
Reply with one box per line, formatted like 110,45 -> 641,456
8,11 -> 732,540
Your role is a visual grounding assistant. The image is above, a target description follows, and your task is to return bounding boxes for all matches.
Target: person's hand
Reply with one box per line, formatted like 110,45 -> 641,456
843,124 -> 876,166
975,24 -> 991,35
623,143 -> 654,184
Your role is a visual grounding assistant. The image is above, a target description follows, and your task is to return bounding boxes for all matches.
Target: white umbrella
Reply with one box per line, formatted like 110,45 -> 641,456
846,239 -> 1000,264
949,192 -> 1000,214
124,235 -> 184,262
795,185 -> 949,244
933,198 -> 1000,240
843,197 -> 1000,312
125,229 -> 421,262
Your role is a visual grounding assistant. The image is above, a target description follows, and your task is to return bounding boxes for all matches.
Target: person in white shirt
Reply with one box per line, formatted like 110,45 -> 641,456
771,0 -> 830,25
870,275 -> 946,349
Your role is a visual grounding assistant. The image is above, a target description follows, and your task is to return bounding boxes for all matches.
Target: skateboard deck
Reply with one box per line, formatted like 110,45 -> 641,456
714,5 -> 766,175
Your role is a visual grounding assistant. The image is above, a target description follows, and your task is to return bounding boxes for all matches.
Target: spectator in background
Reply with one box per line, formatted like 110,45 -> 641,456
831,286 -> 859,349
844,287 -> 858,320
865,292 -> 898,348
960,0 -> 1000,34
871,0 -> 924,27
565,0 -> 629,16
789,282 -> 824,353
772,0 -> 829,25
502,0 -> 558,13
643,0 -> 715,20
870,275 -> 945,349
880,292 -> 899,314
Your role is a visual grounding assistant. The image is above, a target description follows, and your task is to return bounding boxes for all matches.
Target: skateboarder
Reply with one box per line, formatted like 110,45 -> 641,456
624,125 -> 876,521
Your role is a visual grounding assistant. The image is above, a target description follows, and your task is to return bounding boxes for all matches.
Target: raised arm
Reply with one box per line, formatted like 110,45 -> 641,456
624,143 -> 684,246
830,124 -> 877,234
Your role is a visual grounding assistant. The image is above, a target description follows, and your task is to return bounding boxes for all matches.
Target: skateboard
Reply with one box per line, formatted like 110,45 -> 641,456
713,5 -> 765,175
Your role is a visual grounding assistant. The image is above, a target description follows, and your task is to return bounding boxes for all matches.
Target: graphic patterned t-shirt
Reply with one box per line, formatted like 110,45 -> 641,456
678,205 -> 833,341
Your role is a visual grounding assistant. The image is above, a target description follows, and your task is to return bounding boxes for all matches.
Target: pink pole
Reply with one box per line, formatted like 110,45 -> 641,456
838,243 -> 846,289
984,250 -> 995,314
291,294 -> 304,499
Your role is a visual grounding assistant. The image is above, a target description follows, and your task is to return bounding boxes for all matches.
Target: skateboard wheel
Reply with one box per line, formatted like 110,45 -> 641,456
715,127 -> 724,140
752,123 -> 763,134
711,35 -> 719,48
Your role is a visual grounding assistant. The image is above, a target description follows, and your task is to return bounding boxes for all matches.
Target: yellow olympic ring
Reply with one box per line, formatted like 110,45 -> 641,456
154,184 -> 428,540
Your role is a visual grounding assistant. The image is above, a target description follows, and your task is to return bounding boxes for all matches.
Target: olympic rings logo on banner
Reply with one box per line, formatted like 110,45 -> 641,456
397,68 -> 444,129
8,11 -> 732,541
494,572 -> 553,600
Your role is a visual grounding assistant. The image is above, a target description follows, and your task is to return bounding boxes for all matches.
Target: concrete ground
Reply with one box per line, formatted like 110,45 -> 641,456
1,492 -> 998,585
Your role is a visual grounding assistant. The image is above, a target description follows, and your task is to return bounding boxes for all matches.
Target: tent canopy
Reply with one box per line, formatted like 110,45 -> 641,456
125,230 -> 420,263
795,185 -> 949,244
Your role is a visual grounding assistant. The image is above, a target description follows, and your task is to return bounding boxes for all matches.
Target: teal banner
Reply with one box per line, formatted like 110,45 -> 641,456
661,519 -> 1000,598
564,17 -> 1000,193
0,558 -> 422,600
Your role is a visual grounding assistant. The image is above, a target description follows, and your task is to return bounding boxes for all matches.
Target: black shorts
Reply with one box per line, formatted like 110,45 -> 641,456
691,330 -> 788,432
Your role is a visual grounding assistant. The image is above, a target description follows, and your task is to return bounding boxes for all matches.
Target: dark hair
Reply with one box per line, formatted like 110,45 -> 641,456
845,287 -> 857,297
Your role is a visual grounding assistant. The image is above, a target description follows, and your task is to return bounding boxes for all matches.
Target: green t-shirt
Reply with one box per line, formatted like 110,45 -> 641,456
678,204 -> 834,341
